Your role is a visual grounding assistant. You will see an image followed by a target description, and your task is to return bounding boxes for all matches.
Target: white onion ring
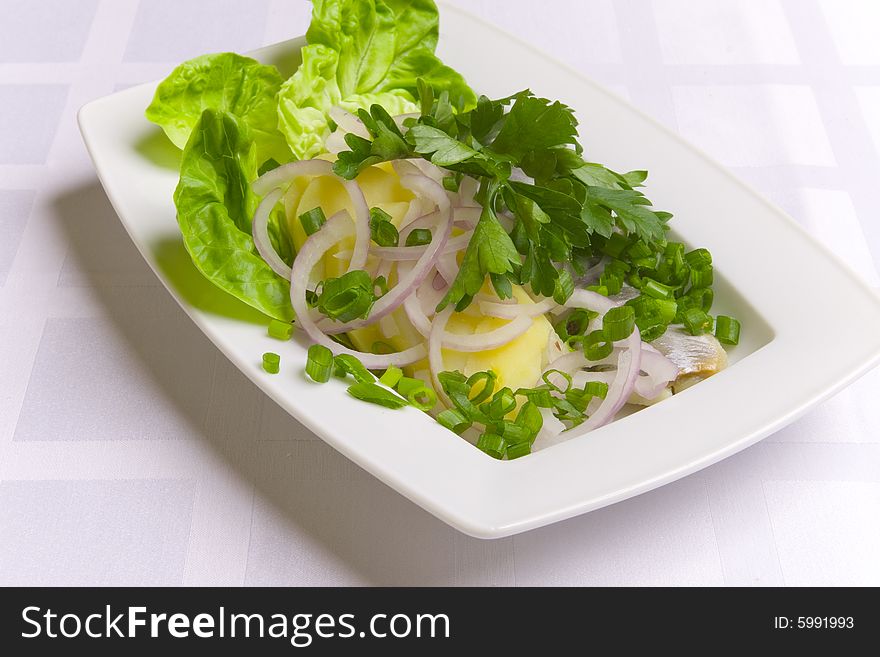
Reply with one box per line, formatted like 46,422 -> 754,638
289,211 -> 426,368
564,288 -> 619,315
324,130 -> 349,155
319,173 -> 453,334
634,348 -> 678,399
533,407 -> 566,450
252,159 -> 332,197
329,107 -> 370,139
479,297 -> 558,319
251,188 -> 290,278
457,176 -> 480,207
443,316 -> 532,352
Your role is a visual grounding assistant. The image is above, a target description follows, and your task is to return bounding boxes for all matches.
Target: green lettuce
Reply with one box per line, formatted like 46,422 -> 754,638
146,53 -> 289,164
173,109 -> 293,321
278,0 -> 475,159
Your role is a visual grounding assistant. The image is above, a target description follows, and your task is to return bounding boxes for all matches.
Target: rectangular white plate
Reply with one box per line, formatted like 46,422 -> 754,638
78,5 -> 880,538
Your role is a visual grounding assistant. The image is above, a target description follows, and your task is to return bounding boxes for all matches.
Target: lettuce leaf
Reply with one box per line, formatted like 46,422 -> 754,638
146,53 -> 289,164
278,0 -> 475,159
173,109 -> 293,321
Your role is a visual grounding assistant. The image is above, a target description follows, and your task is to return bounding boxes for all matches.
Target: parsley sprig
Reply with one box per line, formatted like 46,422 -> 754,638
332,86 -> 671,311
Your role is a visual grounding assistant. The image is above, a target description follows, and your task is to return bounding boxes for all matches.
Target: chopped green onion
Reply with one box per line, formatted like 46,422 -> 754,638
642,278 -> 676,300
640,323 -> 667,341
305,344 -> 333,382
683,307 -> 713,335
514,401 -> 543,441
466,370 -> 497,404
442,175 -> 460,192
689,265 -> 713,289
554,309 -> 595,341
438,370 -> 469,395
406,385 -> 437,411
299,207 -> 326,236
316,270 -> 376,322
378,365 -> 403,388
551,396 -> 585,424
602,232 -> 631,258
369,207 -> 399,247
405,228 -> 432,247
262,352 -> 280,374
627,240 -> 653,259
552,269 -> 574,304
373,275 -> 389,296
514,386 -> 555,408
506,442 -> 531,460
481,387 -> 516,420
476,432 -> 507,459
268,319 -> 293,341
599,271 -> 623,295
583,329 -> 614,361
437,408 -> 471,434
370,341 -> 394,354
685,248 -> 712,269
498,420 -> 532,445
602,305 -> 636,341
715,315 -> 741,345
565,387 -> 591,413
584,381 -> 609,399
346,382 -> 408,409
542,369 -> 572,393
333,354 -> 375,383
396,376 -> 425,397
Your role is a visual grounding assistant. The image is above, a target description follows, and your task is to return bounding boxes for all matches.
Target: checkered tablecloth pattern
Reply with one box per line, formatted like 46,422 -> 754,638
1,0 -> 878,586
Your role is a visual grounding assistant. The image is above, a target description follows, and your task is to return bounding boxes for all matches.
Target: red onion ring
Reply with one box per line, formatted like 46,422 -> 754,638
429,306 -> 455,408
577,328 -> 642,432
251,188 -> 290,279
435,253 -> 460,286
289,211 -> 426,368
340,177 -> 370,273
370,231 -> 471,261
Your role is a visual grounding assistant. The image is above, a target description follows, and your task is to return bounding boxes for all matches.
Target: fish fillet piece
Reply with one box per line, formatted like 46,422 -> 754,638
651,327 -> 728,393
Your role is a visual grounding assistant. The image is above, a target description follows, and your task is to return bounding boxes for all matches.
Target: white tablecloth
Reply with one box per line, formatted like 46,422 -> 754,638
1,0 -> 878,586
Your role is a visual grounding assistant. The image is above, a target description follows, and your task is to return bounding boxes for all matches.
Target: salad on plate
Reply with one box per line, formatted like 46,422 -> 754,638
145,0 -> 740,459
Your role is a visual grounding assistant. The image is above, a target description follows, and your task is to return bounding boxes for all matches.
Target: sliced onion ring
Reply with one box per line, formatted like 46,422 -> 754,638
329,107 -> 370,139
252,159 -> 332,197
320,173 -> 453,334
577,329 -> 642,432
251,188 -> 290,278
440,316 -> 533,352
429,306 -> 455,408
479,297 -> 558,319
289,211 -> 426,368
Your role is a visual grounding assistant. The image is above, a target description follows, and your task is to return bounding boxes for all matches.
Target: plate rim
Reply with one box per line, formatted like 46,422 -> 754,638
77,5 -> 880,539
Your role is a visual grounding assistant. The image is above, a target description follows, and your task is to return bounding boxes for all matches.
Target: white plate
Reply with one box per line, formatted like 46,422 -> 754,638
78,5 -> 880,538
